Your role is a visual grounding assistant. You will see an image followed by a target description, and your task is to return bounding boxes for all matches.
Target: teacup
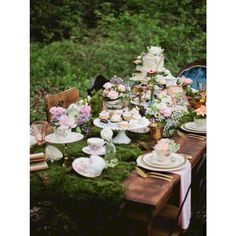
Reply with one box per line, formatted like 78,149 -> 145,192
152,150 -> 175,163
88,155 -> 107,175
87,138 -> 105,152
45,145 -> 63,162
55,126 -> 71,138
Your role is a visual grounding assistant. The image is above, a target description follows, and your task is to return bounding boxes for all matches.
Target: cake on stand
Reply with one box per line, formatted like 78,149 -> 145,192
93,118 -> 150,144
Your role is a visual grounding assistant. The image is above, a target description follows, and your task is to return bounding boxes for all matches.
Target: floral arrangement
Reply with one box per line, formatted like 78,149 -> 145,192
194,105 -> 206,118
102,75 -> 130,101
145,91 -> 188,124
49,97 -> 92,133
154,138 -> 180,153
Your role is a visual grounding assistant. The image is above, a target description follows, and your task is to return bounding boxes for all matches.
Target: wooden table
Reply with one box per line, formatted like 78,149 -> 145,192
122,135 -> 206,236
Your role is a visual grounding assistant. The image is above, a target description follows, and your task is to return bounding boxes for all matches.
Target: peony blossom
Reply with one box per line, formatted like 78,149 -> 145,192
154,138 -> 179,153
195,105 -> 206,117
160,107 -> 172,117
58,115 -> 76,129
179,76 -> 193,86
103,82 -> 113,90
147,68 -> 157,74
118,84 -> 126,92
107,90 -> 119,100
155,139 -> 169,152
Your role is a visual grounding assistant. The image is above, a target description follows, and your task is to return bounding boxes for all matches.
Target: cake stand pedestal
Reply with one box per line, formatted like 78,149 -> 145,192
45,132 -> 84,167
112,130 -> 131,144
93,118 -> 150,144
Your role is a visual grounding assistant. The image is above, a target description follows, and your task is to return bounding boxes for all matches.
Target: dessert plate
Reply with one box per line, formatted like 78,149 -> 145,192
136,156 -> 187,172
186,122 -> 206,131
142,153 -> 186,168
45,132 -> 84,144
181,124 -> 206,134
82,146 -> 106,156
72,157 -> 101,178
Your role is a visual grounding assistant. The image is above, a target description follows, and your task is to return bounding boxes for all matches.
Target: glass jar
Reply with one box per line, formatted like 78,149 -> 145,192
150,122 -> 164,141
104,141 -> 118,167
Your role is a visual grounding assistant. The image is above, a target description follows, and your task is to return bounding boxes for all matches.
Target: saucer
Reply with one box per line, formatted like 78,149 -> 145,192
142,152 -> 186,168
72,157 -> 101,178
82,146 -> 106,156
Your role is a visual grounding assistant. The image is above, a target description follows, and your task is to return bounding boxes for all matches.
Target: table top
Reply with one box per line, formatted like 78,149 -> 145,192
123,135 -> 206,207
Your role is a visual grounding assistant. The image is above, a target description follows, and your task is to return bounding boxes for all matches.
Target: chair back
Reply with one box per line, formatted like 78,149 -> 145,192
45,87 -> 79,122
177,59 -> 206,90
87,75 -> 109,96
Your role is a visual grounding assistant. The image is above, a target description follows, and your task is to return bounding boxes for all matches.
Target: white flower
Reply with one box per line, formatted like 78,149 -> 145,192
103,82 -> 113,90
100,127 -> 113,141
118,84 -> 126,92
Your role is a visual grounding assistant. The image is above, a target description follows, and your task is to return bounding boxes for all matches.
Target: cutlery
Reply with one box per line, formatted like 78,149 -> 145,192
181,154 -> 193,160
135,167 -> 172,181
177,130 -> 206,141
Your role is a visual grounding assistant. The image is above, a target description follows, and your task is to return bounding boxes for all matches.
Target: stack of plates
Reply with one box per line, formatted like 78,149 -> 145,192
136,152 -> 187,172
181,122 -> 206,134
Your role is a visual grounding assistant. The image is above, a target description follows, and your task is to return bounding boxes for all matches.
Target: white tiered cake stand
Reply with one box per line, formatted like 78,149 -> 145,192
93,118 -> 150,144
45,132 -> 84,166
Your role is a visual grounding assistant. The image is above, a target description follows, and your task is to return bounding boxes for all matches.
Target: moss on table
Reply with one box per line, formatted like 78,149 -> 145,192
30,131 -> 148,235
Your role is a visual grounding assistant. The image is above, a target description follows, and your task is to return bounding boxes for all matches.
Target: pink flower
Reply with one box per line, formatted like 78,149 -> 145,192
80,104 -> 91,117
195,105 -> 206,116
181,76 -> 193,85
147,68 -> 157,74
103,82 -> 113,90
107,90 -> 119,100
118,84 -> 126,92
49,106 -> 66,120
156,139 -> 169,151
58,115 -> 76,128
160,107 -> 172,117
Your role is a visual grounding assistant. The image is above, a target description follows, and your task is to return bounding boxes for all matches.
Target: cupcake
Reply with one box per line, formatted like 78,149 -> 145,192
118,121 -> 129,128
123,111 -> 132,121
99,111 -> 110,120
132,113 -> 142,120
110,114 -> 121,123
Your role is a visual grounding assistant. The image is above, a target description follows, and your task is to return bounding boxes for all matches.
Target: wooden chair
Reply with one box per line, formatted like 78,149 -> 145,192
87,75 -> 109,96
44,87 -> 79,122
177,59 -> 206,90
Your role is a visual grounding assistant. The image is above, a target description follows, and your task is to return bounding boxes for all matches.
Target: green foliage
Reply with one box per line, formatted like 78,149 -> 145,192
30,0 -> 206,123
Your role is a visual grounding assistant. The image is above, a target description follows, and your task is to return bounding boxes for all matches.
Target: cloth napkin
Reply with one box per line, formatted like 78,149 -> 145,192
171,160 -> 191,230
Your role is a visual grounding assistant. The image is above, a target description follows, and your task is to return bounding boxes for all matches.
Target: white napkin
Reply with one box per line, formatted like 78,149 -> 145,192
171,160 -> 191,229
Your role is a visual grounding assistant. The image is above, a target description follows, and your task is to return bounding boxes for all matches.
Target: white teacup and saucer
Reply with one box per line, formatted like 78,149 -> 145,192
72,155 -> 107,178
82,137 -> 106,156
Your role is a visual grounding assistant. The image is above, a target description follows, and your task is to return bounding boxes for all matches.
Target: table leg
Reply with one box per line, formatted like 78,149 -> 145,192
62,143 -> 69,167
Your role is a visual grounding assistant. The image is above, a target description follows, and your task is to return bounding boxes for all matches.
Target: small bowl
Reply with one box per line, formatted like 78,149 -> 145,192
45,145 -> 63,162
